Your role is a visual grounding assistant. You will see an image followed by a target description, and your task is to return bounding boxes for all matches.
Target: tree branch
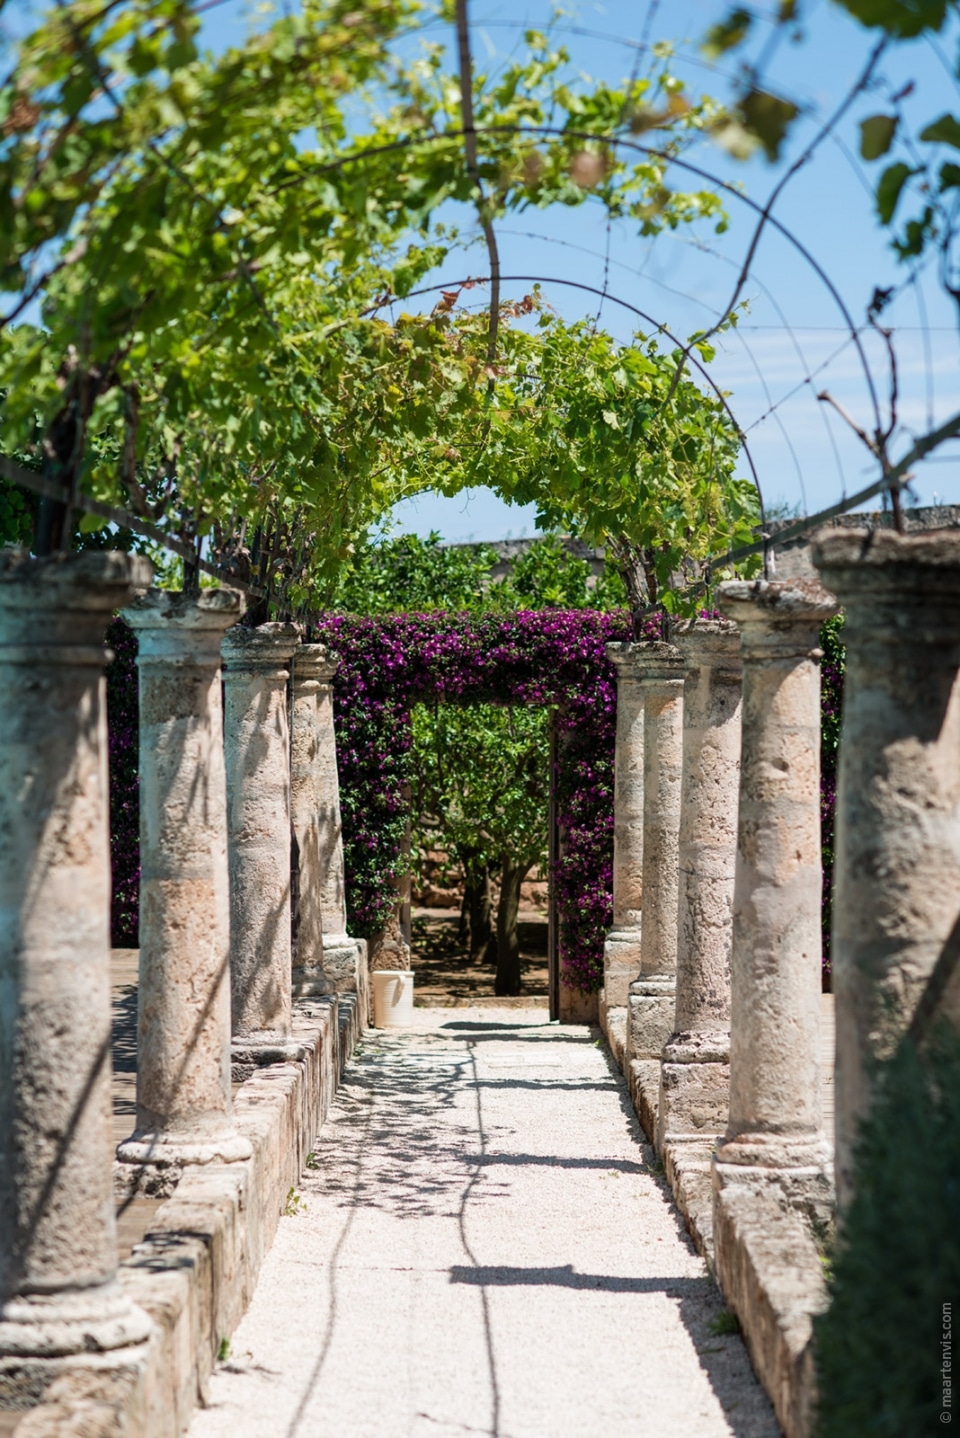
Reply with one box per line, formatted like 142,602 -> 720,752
455,0 -> 500,373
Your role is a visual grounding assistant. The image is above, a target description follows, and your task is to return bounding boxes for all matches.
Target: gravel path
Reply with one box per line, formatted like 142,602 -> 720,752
189,1010 -> 780,1438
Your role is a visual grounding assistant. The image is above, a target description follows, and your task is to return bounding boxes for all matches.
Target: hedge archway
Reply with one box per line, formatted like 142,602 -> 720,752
312,608 -> 658,995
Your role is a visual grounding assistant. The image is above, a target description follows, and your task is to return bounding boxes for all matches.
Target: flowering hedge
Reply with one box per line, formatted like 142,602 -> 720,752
311,609 -> 643,993
105,617 -> 140,945
819,613 -> 845,984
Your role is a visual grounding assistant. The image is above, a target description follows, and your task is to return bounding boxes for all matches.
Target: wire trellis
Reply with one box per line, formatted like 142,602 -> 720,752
2,0 -> 957,607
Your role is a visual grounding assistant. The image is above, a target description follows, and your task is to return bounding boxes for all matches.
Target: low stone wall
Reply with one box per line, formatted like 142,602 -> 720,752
712,1185 -> 825,1438
10,994 -> 363,1438
609,984 -> 837,1437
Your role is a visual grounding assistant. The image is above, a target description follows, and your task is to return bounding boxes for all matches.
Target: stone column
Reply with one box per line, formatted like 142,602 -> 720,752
291,643 -> 337,998
658,619 -> 742,1150
312,650 -> 366,995
0,552 -> 153,1379
628,643 -> 685,1078
813,529 -> 960,1207
602,645 -> 645,1016
116,589 -> 252,1172
222,622 -> 300,1049
712,579 -> 837,1202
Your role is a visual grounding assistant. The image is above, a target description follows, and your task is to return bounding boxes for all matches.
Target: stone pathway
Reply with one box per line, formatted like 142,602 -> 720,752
188,1010 -> 780,1438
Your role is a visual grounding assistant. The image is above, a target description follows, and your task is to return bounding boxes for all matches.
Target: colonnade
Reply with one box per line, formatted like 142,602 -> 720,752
4,531 -> 959,1418
604,532 -> 960,1233
0,561 -> 363,1392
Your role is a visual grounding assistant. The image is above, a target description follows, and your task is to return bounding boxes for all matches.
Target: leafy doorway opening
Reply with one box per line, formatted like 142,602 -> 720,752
410,699 -> 548,998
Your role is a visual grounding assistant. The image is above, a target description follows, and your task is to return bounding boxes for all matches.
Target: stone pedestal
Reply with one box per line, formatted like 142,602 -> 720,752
658,619 -> 742,1150
603,645 -> 645,1014
116,589 -> 252,1172
813,529 -> 960,1207
0,552 -> 153,1386
628,643 -> 685,1068
712,579 -> 837,1213
222,622 -> 300,1052
312,649 -> 366,997
291,644 -> 339,998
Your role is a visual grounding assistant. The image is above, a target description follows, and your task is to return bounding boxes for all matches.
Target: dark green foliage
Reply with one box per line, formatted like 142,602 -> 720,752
330,530 -> 628,616
332,532 -> 496,614
506,535 -> 627,610
814,1026 -> 960,1437
0,475 -> 36,547
837,0 -> 949,38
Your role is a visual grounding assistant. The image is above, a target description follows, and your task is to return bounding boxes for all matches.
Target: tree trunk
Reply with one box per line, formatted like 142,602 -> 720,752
458,886 -> 470,948
463,864 -> 495,962
494,860 -> 529,996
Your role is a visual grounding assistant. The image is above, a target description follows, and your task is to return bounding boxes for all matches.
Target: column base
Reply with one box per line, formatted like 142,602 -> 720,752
0,1284 -> 152,1362
713,1131 -> 835,1229
715,1130 -> 831,1173
627,975 -> 676,1064
657,1030 -> 730,1149
116,1126 -> 253,1168
231,1033 -> 307,1082
292,967 -> 336,999
322,936 -> 365,993
602,929 -> 642,1008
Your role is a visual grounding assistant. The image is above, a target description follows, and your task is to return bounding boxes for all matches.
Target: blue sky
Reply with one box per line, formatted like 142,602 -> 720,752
379,0 -> 960,539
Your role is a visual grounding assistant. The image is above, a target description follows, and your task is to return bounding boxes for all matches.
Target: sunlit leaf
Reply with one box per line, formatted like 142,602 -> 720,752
919,112 -> 960,149
703,7 -> 754,60
876,160 -> 917,222
739,88 -> 800,162
859,113 -> 898,160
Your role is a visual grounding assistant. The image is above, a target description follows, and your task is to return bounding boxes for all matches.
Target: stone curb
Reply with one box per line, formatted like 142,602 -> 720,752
607,1023 -> 826,1438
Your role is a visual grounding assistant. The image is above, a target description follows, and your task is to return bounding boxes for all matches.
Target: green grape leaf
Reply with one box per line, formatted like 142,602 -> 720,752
860,114 -> 898,160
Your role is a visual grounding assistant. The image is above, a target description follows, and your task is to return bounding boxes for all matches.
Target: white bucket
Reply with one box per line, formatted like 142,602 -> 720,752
372,970 -> 415,1028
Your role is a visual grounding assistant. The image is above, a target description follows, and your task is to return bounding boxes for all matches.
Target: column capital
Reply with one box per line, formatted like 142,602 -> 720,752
0,548 -> 154,609
717,578 -> 839,659
221,620 -> 301,671
813,528 -> 960,638
294,642 -> 340,685
632,640 -> 685,685
121,587 -> 244,662
606,641 -> 647,680
671,615 -> 741,665
0,550 -> 153,655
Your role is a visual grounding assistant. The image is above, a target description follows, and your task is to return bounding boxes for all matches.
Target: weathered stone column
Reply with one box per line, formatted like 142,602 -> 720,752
712,579 -> 837,1202
0,552 -> 153,1379
813,530 -> 960,1207
602,645 -> 645,1020
627,644 -> 685,1129
658,619 -> 742,1150
116,588 -> 252,1172
291,643 -> 337,997
312,649 -> 366,996
222,622 -> 300,1048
